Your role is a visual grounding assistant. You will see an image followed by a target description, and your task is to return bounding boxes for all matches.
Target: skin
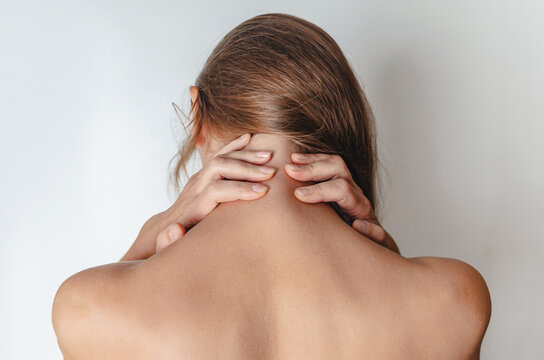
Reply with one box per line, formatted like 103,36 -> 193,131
52,90 -> 491,359
124,132 -> 398,261
122,86 -> 398,261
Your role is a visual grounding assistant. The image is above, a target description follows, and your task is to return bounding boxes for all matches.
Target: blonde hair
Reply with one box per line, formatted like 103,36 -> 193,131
170,13 -> 380,213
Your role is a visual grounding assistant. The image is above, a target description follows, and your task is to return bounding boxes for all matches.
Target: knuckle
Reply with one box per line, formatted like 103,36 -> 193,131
330,154 -> 350,176
311,182 -> 322,193
240,181 -> 254,192
228,181 -> 244,194
249,161 -> 262,172
311,183 -> 325,200
338,160 -> 350,176
210,155 -> 225,168
332,154 -> 344,166
305,163 -> 315,176
341,162 -> 350,176
202,181 -> 218,198
336,178 -> 351,193
208,155 -> 218,167
336,179 -> 361,210
303,153 -> 318,162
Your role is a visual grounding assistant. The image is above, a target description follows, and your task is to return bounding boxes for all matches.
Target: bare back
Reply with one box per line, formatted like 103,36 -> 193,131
86,199 -> 490,359
52,156 -> 491,360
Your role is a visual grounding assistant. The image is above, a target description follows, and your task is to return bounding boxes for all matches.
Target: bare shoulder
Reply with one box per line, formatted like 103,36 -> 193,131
52,260 -> 150,359
408,256 -> 492,358
410,256 -> 492,322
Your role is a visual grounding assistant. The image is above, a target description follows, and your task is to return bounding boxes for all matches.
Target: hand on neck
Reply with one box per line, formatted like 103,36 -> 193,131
194,133 -> 348,235
239,133 -> 312,201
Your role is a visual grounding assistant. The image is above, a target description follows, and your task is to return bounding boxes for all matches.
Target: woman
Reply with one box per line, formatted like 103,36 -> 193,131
52,13 -> 491,359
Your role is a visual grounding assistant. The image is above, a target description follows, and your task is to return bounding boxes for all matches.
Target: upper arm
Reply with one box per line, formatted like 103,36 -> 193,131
52,261 -> 147,359
411,256 -> 491,358
443,258 -> 491,358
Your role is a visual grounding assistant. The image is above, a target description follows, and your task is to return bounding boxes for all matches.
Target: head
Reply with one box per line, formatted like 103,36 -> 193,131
172,13 -> 380,211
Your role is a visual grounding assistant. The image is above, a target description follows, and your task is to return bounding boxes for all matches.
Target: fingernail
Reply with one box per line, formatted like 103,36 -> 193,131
256,151 -> 271,158
295,187 -> 310,196
293,153 -> 305,159
258,166 -> 275,173
239,133 -> 250,140
252,183 -> 268,192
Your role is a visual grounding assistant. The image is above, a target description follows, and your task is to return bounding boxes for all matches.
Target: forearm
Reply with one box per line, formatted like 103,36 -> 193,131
120,211 -> 172,261
120,233 -> 155,261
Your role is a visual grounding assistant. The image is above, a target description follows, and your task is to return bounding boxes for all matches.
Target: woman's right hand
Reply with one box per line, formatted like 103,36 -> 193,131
121,133 -> 277,260
154,133 -> 278,253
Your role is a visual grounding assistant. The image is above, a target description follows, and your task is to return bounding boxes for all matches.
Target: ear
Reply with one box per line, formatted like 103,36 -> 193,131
196,133 -> 204,147
196,122 -> 206,148
190,86 -> 205,148
189,86 -> 199,107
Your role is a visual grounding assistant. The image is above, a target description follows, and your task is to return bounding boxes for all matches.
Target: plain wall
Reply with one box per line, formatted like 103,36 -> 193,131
1,0 -> 542,358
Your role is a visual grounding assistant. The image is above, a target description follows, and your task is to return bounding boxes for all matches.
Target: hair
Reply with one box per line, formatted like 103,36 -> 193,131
170,13 -> 382,217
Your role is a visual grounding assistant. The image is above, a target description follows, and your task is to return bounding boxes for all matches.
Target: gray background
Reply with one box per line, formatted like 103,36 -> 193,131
1,0 -> 542,358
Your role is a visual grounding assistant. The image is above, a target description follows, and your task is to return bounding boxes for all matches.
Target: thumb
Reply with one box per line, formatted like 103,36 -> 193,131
352,219 -> 386,243
156,222 -> 185,253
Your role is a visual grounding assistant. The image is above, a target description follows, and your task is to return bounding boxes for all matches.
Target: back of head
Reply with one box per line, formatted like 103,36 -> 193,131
172,13 -> 380,212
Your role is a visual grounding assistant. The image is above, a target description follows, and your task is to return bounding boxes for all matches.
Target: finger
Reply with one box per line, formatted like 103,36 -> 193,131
293,178 -> 372,219
206,156 -> 277,182
215,133 -> 251,156
155,228 -> 171,253
285,155 -> 352,182
203,179 -> 270,204
170,222 -> 186,238
224,149 -> 273,164
290,152 -> 336,164
187,180 -> 270,227
293,178 -> 351,203
352,219 -> 387,243
156,223 -> 184,253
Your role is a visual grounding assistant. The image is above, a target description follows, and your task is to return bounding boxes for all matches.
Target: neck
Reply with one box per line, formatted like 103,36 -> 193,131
243,132 -> 310,202
194,133 -> 351,236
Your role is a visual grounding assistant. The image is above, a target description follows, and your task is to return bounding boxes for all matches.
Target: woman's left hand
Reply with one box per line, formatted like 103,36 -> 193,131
284,153 -> 400,254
